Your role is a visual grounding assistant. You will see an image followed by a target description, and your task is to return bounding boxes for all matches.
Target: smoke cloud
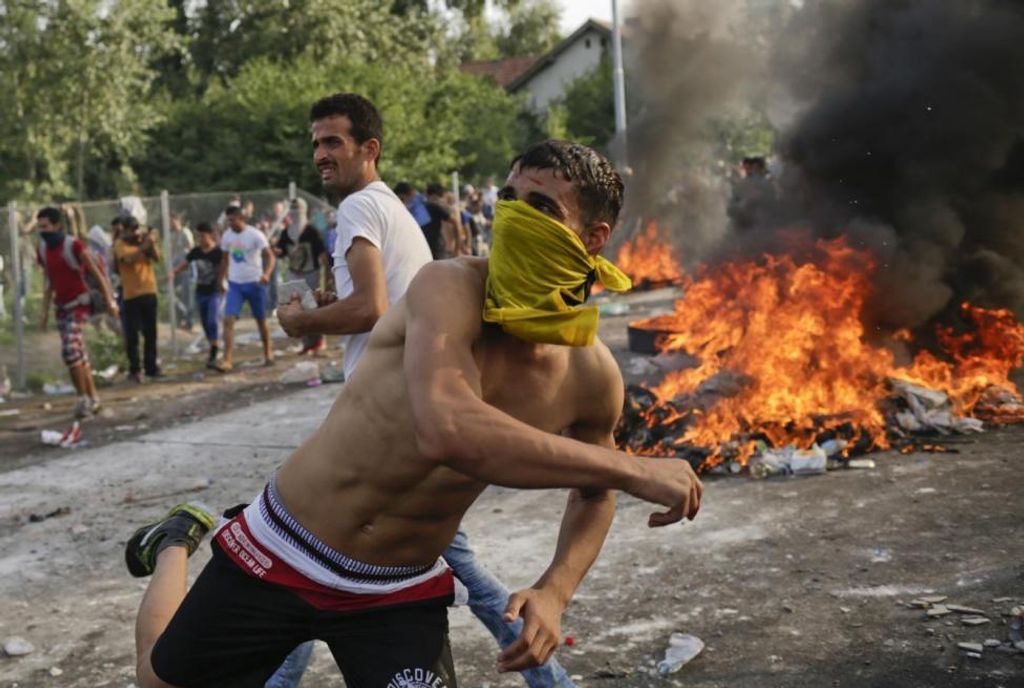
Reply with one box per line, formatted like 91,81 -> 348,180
622,0 -> 1024,329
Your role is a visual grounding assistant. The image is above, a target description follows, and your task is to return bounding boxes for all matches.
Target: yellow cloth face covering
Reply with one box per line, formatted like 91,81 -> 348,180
483,199 -> 632,346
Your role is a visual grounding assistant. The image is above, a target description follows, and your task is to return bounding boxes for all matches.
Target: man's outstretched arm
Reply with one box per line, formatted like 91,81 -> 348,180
404,260 -> 702,525
498,350 -> 623,671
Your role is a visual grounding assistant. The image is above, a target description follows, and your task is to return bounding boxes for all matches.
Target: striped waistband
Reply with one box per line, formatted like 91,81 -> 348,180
258,480 -> 434,584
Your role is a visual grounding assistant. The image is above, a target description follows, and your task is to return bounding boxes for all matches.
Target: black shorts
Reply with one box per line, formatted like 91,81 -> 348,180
150,545 -> 458,688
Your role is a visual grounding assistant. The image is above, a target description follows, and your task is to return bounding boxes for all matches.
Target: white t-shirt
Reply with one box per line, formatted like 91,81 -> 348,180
332,180 -> 432,379
220,225 -> 268,284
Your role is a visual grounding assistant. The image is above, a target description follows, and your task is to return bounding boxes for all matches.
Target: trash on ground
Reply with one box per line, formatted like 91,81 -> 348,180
946,604 -> 987,615
656,632 -> 704,675
957,642 -> 984,654
847,458 -> 876,470
279,361 -> 320,384
889,379 -> 985,434
28,506 -> 71,523
926,605 -> 952,617
93,364 -> 119,381
598,302 -> 631,316
42,382 -> 75,395
962,616 -> 991,626
749,445 -> 827,479
2,637 -> 35,657
320,363 -> 345,384
40,422 -> 83,448
0,409 -> 20,417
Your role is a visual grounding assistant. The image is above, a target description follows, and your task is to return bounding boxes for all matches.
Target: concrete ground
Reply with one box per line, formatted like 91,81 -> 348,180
0,287 -> 1021,687
0,385 -> 1021,687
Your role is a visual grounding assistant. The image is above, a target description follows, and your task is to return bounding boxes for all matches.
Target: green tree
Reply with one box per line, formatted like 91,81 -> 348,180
495,0 -> 562,57
0,0 -> 175,201
562,57 -> 616,151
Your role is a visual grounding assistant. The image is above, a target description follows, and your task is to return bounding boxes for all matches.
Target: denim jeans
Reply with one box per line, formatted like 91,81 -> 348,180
445,529 -> 575,688
263,640 -> 314,688
262,530 -> 576,688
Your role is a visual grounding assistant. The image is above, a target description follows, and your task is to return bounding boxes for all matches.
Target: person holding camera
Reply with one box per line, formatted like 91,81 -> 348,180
114,215 -> 163,382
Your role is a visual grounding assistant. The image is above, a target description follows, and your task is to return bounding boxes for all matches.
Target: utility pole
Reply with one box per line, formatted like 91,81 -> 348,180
611,0 -> 628,168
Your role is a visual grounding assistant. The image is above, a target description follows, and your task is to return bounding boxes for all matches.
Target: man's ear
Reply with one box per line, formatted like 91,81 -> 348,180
363,138 -> 381,163
582,222 -> 611,255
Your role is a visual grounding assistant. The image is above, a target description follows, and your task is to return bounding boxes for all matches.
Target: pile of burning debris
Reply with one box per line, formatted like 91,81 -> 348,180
612,237 -> 1024,476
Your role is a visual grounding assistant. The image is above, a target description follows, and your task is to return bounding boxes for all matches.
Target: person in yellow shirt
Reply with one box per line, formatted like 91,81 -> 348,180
114,215 -> 163,382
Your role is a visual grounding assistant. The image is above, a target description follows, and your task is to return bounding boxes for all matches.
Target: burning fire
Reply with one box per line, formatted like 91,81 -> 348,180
614,222 -> 683,287
626,237 -> 1024,468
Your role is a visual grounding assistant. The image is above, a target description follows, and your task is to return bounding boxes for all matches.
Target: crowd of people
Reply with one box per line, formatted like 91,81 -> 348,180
17,173 -> 500,419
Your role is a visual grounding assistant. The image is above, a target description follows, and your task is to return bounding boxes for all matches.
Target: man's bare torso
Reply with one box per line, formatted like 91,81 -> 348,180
276,258 -> 620,566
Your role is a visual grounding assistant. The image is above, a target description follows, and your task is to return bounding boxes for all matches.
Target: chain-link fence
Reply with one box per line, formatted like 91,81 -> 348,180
1,187 -> 332,391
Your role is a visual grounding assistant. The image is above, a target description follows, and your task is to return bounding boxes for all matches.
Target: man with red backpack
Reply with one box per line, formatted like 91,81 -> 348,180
36,207 -> 119,419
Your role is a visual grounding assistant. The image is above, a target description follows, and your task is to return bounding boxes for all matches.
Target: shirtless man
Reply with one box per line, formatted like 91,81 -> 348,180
125,140 -> 703,687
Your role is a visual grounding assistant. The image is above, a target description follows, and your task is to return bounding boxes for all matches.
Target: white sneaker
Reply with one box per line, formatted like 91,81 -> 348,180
73,397 -> 90,419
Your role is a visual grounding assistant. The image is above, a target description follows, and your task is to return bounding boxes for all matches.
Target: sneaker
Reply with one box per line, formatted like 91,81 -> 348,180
129,372 -> 143,384
87,397 -> 102,415
58,421 -> 82,448
124,502 -> 216,578
73,397 -> 90,419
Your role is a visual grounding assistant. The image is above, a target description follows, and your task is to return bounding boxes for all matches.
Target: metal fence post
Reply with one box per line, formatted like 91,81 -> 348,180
160,190 -> 176,357
8,201 -> 26,391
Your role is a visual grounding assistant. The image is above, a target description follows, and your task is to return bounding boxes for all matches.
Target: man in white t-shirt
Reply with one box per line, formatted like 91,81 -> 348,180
217,205 -> 276,371
277,95 -> 430,380
273,93 -> 576,688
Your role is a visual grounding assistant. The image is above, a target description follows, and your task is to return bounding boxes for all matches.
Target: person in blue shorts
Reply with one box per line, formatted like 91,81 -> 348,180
217,205 -> 276,371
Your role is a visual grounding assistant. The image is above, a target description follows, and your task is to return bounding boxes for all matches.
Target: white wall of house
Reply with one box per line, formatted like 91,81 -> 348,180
516,27 -> 609,113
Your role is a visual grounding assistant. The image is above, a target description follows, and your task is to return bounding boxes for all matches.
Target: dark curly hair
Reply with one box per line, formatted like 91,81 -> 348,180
511,140 -> 624,228
309,92 -> 383,163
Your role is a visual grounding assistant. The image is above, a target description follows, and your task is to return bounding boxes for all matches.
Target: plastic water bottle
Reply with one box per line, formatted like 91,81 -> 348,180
656,633 -> 704,674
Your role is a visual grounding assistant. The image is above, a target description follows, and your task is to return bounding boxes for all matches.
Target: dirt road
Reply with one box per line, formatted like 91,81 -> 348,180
0,289 -> 1021,686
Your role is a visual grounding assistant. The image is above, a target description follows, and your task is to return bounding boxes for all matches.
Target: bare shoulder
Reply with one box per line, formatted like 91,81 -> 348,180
570,337 -> 625,432
404,257 -> 489,335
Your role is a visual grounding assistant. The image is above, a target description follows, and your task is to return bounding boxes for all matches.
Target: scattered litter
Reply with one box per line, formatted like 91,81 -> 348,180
0,409 -> 20,417
946,604 -> 987,615
889,379 -> 985,435
819,438 -> 848,457
279,362 -> 319,384
306,378 -> 322,388
984,639 -> 1002,648
2,637 -> 35,656
320,363 -> 345,384
29,506 -> 71,523
915,487 -> 937,495
42,382 -> 75,395
965,651 -> 982,659
598,302 -> 630,316
49,667 -> 63,677
992,597 -> 1013,603
564,636 -> 575,646
847,458 -> 876,470
40,422 -> 84,448
749,445 -> 827,479
920,595 -> 948,604
93,364 -> 119,381
962,616 -> 991,626
926,605 -> 952,617
656,633 -> 704,674
957,642 -> 984,654
1008,607 -> 1023,646
70,523 -> 90,535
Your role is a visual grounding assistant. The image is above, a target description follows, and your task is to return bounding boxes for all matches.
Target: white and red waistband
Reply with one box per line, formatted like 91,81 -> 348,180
213,480 -> 461,612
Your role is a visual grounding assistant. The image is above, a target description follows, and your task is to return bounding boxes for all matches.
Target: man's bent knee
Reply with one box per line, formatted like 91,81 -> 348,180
137,650 -> 181,688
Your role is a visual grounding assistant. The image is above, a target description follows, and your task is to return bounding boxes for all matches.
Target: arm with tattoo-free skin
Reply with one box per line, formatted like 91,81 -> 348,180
277,238 -> 388,337
404,260 -> 703,522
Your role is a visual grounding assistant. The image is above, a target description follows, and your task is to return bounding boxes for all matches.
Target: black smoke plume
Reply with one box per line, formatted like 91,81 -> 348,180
622,0 -> 1024,330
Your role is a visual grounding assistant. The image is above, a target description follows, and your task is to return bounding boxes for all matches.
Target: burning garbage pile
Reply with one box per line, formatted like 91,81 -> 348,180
612,221 -> 684,290
615,237 -> 1024,475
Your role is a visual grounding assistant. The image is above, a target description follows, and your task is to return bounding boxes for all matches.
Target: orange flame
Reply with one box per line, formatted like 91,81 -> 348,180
615,222 -> 683,287
629,237 -> 1024,467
